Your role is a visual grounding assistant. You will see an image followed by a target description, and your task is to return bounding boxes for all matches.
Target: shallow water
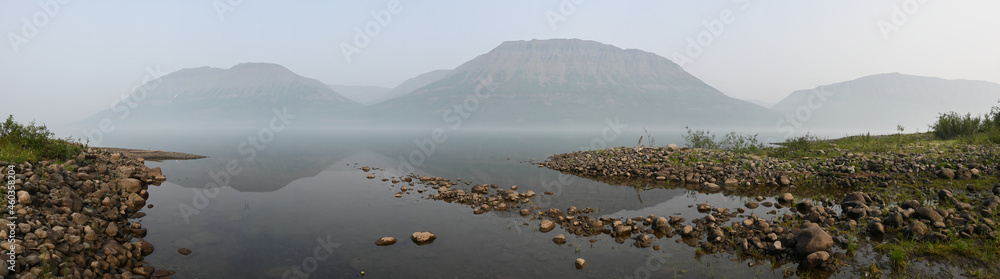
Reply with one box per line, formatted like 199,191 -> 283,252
100,128 -> 868,278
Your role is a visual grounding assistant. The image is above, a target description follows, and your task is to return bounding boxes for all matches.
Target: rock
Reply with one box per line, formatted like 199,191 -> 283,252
375,237 -> 397,246
697,203 -> 712,212
745,201 -> 759,209
795,227 -> 833,255
940,168 -> 955,179
366,174 -> 375,179
908,221 -> 929,237
125,192 -> 146,211
955,202 -> 973,211
420,176 -> 432,181
410,232 -> 436,245
120,178 -> 142,193
520,209 -> 531,216
471,184 -> 489,194
654,217 -> 670,231
575,258 -> 588,269
796,200 -> 813,212
938,189 -> 954,202
926,232 -> 948,242
778,193 -> 794,203
84,226 -> 98,241
841,192 -> 867,208
868,222 -> 885,237
178,248 -> 192,255
523,190 -> 536,197
553,234 -> 567,244
901,200 -> 921,209
361,166 -> 371,172
702,183 -> 720,192
780,175 -> 791,186
634,234 -> 652,248
682,225 -> 694,237
805,251 -> 830,268
138,240 -> 155,256
16,191 -> 30,205
540,220 -> 555,232
915,207 -> 944,223
724,178 -> 739,185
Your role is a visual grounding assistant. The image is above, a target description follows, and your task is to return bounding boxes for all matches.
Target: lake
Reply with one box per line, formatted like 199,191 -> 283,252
98,127 -> 826,278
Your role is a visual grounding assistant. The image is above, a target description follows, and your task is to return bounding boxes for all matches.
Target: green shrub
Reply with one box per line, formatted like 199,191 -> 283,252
682,127 -> 764,153
0,115 -> 82,162
931,112 -> 983,139
682,126 -> 719,149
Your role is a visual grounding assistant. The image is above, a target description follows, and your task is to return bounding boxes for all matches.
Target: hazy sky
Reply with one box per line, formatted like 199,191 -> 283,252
3,1 -> 999,126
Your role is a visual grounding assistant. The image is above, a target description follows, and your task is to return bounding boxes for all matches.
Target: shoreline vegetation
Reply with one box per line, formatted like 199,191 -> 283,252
1,115 -> 204,278
534,108 -> 1000,277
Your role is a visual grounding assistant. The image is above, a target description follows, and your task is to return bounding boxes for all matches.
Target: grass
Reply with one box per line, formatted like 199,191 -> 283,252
0,115 -> 83,162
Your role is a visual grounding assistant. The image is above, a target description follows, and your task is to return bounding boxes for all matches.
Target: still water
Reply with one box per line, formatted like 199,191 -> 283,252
99,128 -> 815,278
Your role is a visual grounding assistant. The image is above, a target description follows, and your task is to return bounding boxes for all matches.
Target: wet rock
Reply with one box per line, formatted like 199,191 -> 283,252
138,239 -> 155,256
361,166 -> 370,172
376,237 -> 397,246
745,201 -> 759,209
794,227 -> 833,255
410,232 -> 436,245
796,200 -> 813,212
471,184 -> 489,194
697,203 -> 712,212
575,258 -> 587,269
702,183 -> 720,192
178,248 -> 192,255
634,234 -> 652,248
553,234 -> 567,244
805,251 -> 830,268
540,220 -> 555,232
366,174 -> 375,179
520,209 -> 531,216
654,217 -> 670,232
681,225 -> 694,237
778,193 -> 794,203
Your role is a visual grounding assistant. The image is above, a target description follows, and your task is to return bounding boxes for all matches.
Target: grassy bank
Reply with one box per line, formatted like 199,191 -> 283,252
0,115 -> 83,162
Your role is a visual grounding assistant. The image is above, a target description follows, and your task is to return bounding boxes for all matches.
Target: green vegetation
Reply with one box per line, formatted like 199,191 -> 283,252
0,115 -> 83,162
929,101 -> 1000,143
682,126 -> 765,153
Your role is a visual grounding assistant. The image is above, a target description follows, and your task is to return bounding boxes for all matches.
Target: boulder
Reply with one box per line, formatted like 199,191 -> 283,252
575,258 -> 588,269
120,178 -> 142,193
540,220 -> 555,232
915,207 -> 944,223
794,227 -> 833,255
375,237 -> 397,246
410,232 -> 436,245
805,251 -> 830,268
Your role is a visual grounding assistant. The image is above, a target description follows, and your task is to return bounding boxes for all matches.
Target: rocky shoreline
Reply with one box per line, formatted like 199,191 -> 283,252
2,148 -> 192,278
359,138 -> 1000,276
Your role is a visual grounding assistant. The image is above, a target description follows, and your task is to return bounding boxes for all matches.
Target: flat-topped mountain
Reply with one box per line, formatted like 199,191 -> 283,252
370,39 -> 777,128
75,63 -> 360,130
772,73 -> 1000,132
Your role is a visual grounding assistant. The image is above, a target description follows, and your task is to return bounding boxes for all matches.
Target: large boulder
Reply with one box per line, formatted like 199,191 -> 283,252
794,226 -> 833,256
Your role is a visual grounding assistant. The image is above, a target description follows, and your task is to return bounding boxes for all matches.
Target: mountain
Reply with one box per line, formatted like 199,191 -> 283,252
369,38 -> 778,129
325,84 -> 391,105
374,69 -> 452,104
771,73 -> 1000,133
741,98 -> 776,109
74,63 -> 361,131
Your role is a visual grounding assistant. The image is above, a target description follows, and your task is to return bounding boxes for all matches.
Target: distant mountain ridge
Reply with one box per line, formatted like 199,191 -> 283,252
771,73 -> 1000,132
74,62 -> 360,131
370,38 -> 777,128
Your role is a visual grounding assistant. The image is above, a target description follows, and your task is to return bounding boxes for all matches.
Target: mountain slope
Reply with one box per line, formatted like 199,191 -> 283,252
374,69 -> 452,104
75,63 -> 360,131
325,84 -> 391,105
371,38 -> 777,128
771,73 -> 1000,132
